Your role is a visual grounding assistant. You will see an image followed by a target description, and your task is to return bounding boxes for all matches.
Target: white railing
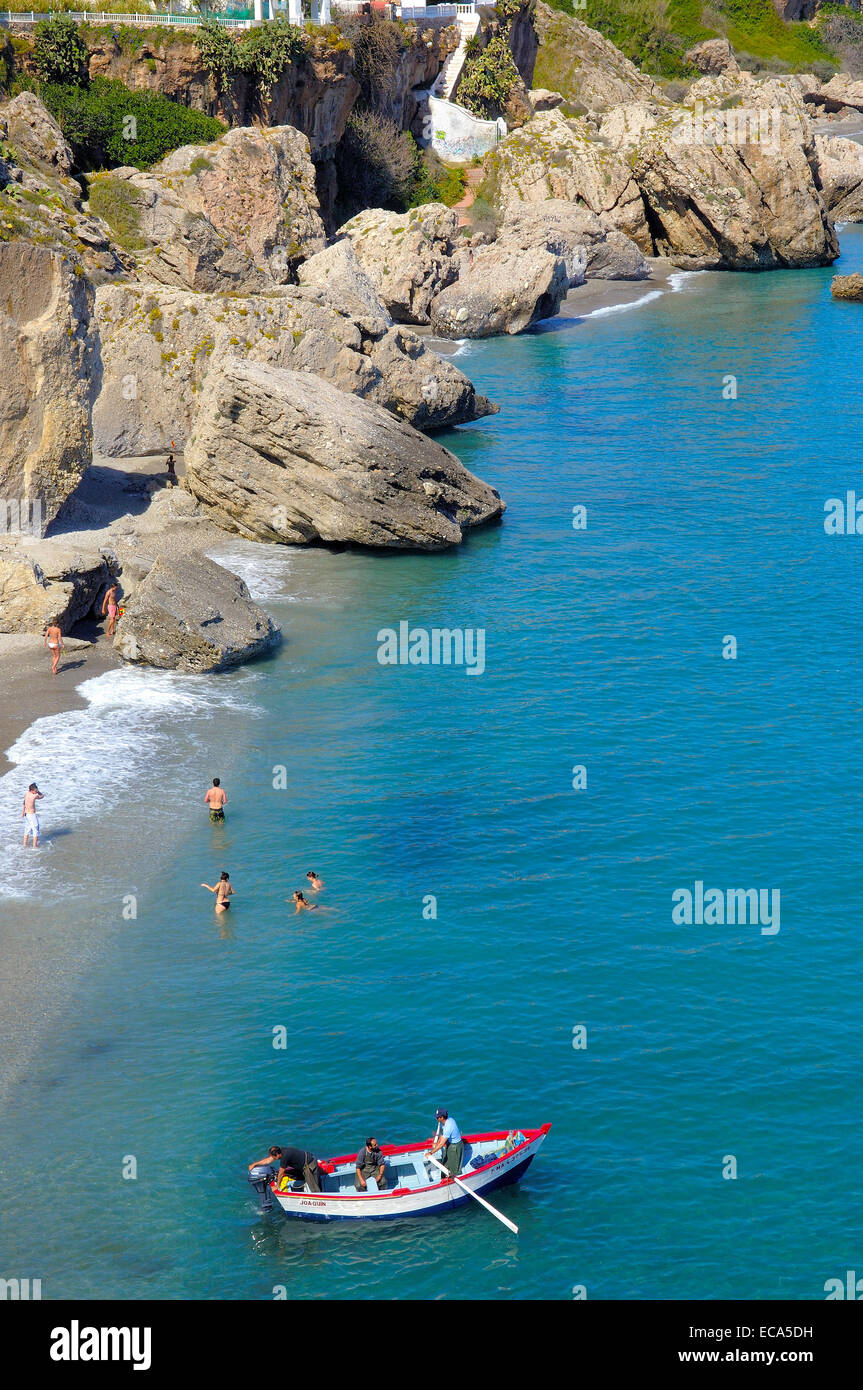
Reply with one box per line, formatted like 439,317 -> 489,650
0,10 -> 259,24
0,2 -> 469,27
400,5 -> 458,19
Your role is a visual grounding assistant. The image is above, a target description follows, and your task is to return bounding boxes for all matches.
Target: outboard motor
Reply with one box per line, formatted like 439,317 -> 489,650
248,1165 -> 276,1212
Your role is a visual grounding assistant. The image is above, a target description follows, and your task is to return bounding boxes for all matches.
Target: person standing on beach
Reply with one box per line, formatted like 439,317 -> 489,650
22,783 -> 44,848
44,620 -> 63,676
204,778 -> 227,823
101,584 -> 120,639
202,871 -> 233,913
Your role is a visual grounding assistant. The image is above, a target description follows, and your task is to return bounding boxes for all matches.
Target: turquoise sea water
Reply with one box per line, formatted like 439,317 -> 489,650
1,230 -> 862,1301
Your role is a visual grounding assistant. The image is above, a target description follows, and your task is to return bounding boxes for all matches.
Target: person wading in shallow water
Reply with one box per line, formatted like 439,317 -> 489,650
22,783 -> 44,848
44,619 -> 63,675
305,871 -> 323,892
201,871 -> 233,913
204,778 -> 227,823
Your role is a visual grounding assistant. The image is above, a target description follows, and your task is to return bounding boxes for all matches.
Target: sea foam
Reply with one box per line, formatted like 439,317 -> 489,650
1,666 -> 260,900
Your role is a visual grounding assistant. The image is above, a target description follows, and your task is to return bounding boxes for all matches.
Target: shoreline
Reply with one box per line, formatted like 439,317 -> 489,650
0,261 -> 684,775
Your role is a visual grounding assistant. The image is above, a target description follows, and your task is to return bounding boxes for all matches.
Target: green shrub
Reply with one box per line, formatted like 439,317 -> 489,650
40,77 -> 225,171
87,174 -> 147,249
194,17 -> 240,90
241,17 -> 307,92
458,35 -> 520,119
195,16 -> 307,96
407,144 -> 466,208
32,13 -> 88,85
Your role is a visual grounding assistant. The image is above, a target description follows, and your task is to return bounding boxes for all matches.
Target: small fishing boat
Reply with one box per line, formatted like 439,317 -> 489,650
251,1124 -> 550,1227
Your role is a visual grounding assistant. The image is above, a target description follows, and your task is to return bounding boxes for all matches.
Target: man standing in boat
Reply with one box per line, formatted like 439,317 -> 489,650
354,1137 -> 387,1192
426,1109 -> 464,1178
274,1144 -> 323,1194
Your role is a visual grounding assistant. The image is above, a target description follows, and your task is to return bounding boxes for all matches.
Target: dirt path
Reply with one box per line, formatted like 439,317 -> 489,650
453,167 -> 484,228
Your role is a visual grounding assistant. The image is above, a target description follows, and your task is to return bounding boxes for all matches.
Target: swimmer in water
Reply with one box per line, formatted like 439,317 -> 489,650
292,891 -> 318,913
202,871 -> 234,913
305,871 -> 323,892
204,777 -> 227,823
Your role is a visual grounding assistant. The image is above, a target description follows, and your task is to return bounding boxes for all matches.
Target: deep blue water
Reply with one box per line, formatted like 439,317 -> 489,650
1,232 -> 862,1300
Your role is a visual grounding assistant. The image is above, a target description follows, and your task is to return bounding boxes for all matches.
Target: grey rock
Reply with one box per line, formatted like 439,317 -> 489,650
684,39 -> 740,76
93,282 -> 496,456
430,231 -> 572,338
0,92 -> 74,176
114,552 -> 280,672
501,199 -> 649,280
183,356 -> 505,550
337,203 -> 460,325
0,540 -> 113,633
0,242 -> 102,534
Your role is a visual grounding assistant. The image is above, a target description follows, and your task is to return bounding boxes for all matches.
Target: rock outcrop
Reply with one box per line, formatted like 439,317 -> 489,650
478,109 -> 652,252
633,101 -> 839,269
684,38 -> 740,76
183,356 -> 504,549
531,4 -> 662,112
88,125 -> 325,291
296,236 -> 390,323
0,541 -> 113,633
0,241 -> 102,535
114,551 -> 280,672
430,231 -> 573,338
815,134 -> 863,222
501,200 -> 648,280
337,203 -> 460,325
93,280 -> 496,455
831,272 -> 863,301
1,91 -> 74,176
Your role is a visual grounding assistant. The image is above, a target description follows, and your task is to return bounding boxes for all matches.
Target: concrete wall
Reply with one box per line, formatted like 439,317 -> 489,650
428,95 -> 505,162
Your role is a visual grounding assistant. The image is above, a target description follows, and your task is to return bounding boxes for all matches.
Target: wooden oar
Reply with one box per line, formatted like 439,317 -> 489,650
425,1152 -> 519,1235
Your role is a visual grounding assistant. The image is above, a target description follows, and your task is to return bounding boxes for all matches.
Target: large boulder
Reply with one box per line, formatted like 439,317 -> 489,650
632,102 -> 838,269
297,237 -> 391,324
831,272 -> 863,302
0,92 -> 74,176
0,242 -> 101,534
501,199 -> 648,280
337,204 -> 460,325
531,4 -> 663,112
114,552 -> 280,672
478,109 -> 652,252
183,356 -> 505,549
88,125 -> 325,292
92,281 -> 496,456
815,134 -> 863,222
684,39 -> 740,77
814,74 -> 863,114
0,541 -> 113,633
430,232 -> 573,338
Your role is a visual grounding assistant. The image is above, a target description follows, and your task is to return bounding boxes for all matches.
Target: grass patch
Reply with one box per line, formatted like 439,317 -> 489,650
87,174 -> 147,250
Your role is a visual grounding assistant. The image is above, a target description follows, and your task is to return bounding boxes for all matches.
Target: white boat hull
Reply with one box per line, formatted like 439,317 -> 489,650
270,1125 -> 550,1222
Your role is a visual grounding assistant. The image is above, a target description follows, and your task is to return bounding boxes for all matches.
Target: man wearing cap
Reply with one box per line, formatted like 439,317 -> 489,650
427,1108 -> 463,1177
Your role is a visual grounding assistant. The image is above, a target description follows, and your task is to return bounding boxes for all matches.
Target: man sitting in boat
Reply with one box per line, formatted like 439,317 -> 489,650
354,1137 -> 387,1192
426,1109 -> 464,1178
274,1145 -> 324,1193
